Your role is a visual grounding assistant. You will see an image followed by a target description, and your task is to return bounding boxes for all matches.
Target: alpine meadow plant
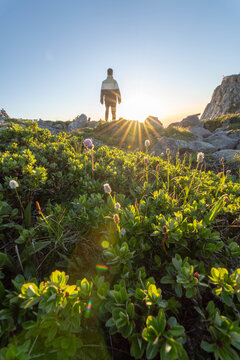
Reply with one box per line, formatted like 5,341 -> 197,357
145,139 -> 150,154
84,138 -> 94,178
2,120 -> 240,359
183,152 -> 205,205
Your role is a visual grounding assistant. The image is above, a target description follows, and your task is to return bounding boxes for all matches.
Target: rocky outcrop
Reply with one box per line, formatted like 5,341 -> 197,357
36,114 -> 98,134
152,137 -> 189,155
180,114 -> 203,128
168,114 -> 204,128
152,137 -> 216,155
206,133 -> 239,150
68,114 -> 87,131
187,140 -> 216,153
145,116 -> 163,129
187,126 -> 211,138
0,108 -> 10,121
201,74 -> 240,119
212,150 -> 240,163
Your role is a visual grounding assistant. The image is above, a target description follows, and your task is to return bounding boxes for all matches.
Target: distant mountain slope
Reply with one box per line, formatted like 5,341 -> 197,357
202,74 -> 240,119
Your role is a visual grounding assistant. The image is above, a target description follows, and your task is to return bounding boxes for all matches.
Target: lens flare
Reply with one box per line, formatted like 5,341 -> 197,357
85,298 -> 92,318
96,264 -> 109,272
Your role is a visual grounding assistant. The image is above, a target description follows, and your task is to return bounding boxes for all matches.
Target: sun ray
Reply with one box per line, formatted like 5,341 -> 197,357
142,121 -> 151,142
144,120 -> 161,139
97,119 -> 125,136
113,119 -> 130,138
137,121 -> 142,151
129,120 -> 138,149
118,120 -> 134,147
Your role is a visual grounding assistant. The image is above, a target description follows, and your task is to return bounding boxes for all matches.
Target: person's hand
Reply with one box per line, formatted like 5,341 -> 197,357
100,100 -> 103,105
118,100 -> 121,104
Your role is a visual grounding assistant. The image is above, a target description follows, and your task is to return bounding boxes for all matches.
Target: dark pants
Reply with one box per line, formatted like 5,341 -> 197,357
105,102 -> 116,121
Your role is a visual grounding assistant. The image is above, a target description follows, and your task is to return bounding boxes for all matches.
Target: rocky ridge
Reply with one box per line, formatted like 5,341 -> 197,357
152,114 -> 240,164
201,74 -> 240,119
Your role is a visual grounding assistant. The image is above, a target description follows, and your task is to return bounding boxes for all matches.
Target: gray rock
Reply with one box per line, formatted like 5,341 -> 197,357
152,136 -> 189,155
152,136 -> 217,156
188,126 -> 212,138
212,150 -> 240,163
206,133 -> 238,150
54,123 -> 65,130
188,140 -> 216,153
68,114 -> 87,131
181,114 -> 203,128
213,127 -> 226,134
145,116 -> 163,129
86,121 -> 98,128
0,108 -> 10,121
228,130 -> 240,140
201,74 -> 240,119
167,121 -> 181,128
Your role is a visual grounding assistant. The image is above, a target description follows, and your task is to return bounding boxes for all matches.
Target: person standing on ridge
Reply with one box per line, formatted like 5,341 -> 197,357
100,68 -> 121,121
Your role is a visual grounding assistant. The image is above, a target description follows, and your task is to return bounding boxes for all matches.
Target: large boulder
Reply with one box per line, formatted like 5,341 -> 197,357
187,126 -> 212,138
206,133 -> 238,150
152,137 -> 189,155
68,114 -> 87,131
152,136 -> 217,155
145,116 -> 163,129
86,120 -> 98,128
180,114 -> 203,128
201,74 -> 240,119
168,114 -> 204,129
212,150 -> 240,163
188,140 -> 216,153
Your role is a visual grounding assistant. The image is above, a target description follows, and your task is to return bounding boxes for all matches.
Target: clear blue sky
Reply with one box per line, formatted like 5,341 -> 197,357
1,0 -> 240,125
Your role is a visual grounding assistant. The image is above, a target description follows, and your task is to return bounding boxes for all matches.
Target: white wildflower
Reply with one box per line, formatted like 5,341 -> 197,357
145,139 -> 150,147
197,152 -> 204,164
144,157 -> 149,164
103,183 -> 112,194
115,202 -> 121,210
9,180 -> 19,189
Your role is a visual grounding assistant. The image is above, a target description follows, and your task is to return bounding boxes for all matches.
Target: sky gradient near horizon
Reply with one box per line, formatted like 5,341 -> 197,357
1,0 -> 240,125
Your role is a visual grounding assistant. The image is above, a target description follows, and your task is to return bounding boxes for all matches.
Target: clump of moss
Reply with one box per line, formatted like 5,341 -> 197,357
163,126 -> 196,141
204,113 -> 240,131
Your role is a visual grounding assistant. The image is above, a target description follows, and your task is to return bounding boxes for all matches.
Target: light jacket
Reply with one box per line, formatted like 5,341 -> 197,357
100,75 -> 121,105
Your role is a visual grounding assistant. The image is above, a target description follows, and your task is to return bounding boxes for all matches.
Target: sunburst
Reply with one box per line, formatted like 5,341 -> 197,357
118,120 -> 134,147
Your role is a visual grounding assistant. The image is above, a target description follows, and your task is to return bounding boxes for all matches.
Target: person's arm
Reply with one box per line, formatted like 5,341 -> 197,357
100,83 -> 104,104
115,81 -> 121,104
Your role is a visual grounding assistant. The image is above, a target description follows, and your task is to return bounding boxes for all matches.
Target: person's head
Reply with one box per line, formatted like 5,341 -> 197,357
107,68 -> 113,76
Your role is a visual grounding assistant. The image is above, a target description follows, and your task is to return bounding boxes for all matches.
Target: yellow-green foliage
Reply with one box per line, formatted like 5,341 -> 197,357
1,121 -> 240,360
204,113 -> 240,131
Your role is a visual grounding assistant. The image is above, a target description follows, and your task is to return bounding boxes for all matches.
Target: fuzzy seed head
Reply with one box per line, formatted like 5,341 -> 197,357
9,180 -> 19,189
219,172 -> 223,179
115,202 -> 121,210
221,157 -> 224,164
84,138 -> 94,150
166,148 -> 170,155
144,157 -> 149,165
145,139 -> 150,147
113,213 -> 120,225
197,152 -> 205,164
226,170 -> 231,175
156,164 -> 160,172
103,183 -> 111,194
